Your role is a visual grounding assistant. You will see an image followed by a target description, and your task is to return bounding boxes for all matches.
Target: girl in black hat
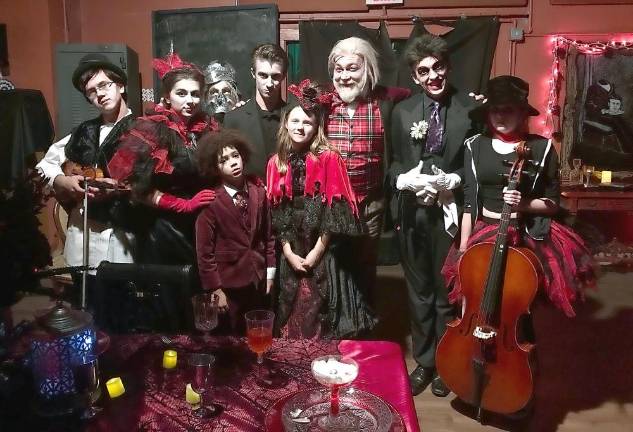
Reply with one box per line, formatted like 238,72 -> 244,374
442,76 -> 595,318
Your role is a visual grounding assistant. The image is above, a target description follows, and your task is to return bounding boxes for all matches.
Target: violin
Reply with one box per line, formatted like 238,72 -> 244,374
435,141 -> 542,420
61,161 -> 129,192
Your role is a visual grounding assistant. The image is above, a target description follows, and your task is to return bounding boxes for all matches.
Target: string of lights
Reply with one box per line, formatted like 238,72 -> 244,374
545,35 -> 633,137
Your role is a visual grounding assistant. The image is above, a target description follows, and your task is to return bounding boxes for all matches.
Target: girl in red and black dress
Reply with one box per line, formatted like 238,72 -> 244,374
267,80 -> 375,339
442,76 -> 595,318
109,53 -> 218,268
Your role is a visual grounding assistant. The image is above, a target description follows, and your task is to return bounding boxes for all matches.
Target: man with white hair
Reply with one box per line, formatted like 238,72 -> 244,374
326,37 -> 409,305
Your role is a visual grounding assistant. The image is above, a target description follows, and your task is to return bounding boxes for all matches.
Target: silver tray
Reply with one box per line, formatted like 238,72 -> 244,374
281,387 -> 393,432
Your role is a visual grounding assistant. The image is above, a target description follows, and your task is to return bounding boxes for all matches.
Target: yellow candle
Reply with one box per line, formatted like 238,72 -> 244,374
163,350 -> 177,369
106,377 -> 125,398
601,170 -> 612,183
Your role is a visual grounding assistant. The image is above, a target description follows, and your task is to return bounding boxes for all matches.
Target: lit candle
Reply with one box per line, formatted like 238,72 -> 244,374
163,350 -> 177,369
601,170 -> 612,184
106,377 -> 125,398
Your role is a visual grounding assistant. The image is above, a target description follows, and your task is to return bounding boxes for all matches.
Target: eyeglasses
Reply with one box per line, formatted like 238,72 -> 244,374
85,81 -> 116,99
415,61 -> 448,80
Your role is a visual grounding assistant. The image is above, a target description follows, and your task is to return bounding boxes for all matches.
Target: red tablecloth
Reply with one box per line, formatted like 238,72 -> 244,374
82,335 -> 420,432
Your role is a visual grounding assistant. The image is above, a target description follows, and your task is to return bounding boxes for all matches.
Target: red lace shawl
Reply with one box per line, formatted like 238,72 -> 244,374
266,150 -> 358,216
108,104 -> 218,181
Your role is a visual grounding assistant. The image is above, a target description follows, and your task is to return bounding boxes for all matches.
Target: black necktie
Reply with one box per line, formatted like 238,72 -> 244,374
426,101 -> 444,154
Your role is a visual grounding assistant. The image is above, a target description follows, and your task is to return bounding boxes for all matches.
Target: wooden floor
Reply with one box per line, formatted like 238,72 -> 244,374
372,266 -> 633,432
11,266 -> 633,431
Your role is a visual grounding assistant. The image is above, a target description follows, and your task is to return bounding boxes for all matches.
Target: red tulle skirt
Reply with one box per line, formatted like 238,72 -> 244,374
441,219 -> 596,317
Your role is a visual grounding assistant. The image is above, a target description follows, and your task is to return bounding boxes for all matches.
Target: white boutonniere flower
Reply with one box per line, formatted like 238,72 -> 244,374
410,120 -> 429,140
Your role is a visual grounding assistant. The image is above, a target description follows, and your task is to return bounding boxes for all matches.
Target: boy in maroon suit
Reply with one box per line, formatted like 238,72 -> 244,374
195,129 -> 275,333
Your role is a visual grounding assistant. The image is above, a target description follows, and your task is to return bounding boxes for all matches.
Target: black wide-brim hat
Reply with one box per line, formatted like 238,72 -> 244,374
71,53 -> 127,92
469,75 -> 539,121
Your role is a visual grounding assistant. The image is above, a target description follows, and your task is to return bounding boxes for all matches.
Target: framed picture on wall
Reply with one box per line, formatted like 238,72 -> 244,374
559,39 -> 633,171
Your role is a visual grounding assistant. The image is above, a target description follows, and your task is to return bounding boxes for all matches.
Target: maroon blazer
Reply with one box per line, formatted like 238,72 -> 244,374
195,178 -> 275,291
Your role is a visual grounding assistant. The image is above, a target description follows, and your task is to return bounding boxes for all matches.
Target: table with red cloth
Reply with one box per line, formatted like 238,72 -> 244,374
79,335 -> 420,432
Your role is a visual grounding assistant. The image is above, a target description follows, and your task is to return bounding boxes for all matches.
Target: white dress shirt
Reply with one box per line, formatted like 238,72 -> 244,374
36,110 -> 135,274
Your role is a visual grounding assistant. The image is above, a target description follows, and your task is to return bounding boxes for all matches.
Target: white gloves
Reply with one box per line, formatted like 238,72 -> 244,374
431,165 -> 461,191
396,161 -> 438,192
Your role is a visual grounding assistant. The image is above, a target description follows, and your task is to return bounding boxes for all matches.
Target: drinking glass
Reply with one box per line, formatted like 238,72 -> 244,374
191,292 -> 219,337
72,354 -> 101,420
311,355 -> 359,430
584,165 -> 595,187
571,158 -> 583,185
244,310 -> 274,365
188,353 -> 220,418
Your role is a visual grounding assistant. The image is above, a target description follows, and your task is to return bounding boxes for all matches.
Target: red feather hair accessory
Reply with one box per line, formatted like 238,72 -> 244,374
287,79 -> 335,111
152,53 -> 197,79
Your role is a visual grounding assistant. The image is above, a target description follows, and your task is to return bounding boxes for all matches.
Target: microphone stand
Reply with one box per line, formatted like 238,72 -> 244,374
81,176 -> 89,310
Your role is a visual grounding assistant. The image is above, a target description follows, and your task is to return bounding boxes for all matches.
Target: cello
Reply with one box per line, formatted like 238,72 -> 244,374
436,141 -> 542,420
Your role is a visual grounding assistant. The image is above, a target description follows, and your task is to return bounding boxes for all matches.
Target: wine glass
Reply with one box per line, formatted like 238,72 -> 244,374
191,292 -> 219,338
187,353 -> 220,419
244,310 -> 274,364
72,354 -> 102,420
245,310 -> 274,386
311,355 -> 359,430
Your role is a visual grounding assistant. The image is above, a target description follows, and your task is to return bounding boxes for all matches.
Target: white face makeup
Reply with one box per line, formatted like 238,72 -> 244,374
332,54 -> 366,103
84,70 -> 125,115
165,78 -> 201,119
285,106 -> 318,150
412,56 -> 448,100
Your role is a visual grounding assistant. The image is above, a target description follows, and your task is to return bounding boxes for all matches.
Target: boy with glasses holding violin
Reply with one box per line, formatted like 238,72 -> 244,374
36,54 -> 138,309
389,34 -> 480,398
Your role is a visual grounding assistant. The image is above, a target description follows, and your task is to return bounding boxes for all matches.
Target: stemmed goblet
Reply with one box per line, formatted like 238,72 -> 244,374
187,353 -> 220,419
244,310 -> 275,386
311,355 -> 359,430
72,354 -> 102,420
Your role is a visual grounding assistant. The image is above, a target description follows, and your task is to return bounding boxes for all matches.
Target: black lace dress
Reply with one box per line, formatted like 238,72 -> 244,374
272,152 -> 376,339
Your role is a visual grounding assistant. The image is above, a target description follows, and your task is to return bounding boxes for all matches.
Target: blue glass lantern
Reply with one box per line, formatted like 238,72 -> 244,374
30,302 -> 95,414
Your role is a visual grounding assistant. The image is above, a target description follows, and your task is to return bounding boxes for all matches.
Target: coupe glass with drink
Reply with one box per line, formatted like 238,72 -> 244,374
72,354 -> 101,420
191,292 -> 219,337
187,353 -> 220,418
311,355 -> 359,430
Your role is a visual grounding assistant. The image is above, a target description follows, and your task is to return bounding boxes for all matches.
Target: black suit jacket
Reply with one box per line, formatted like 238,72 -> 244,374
223,98 -> 284,180
388,90 -> 478,219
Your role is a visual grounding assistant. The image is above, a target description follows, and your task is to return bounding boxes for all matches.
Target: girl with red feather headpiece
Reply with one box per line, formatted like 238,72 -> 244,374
108,53 -> 219,282
267,79 -> 375,339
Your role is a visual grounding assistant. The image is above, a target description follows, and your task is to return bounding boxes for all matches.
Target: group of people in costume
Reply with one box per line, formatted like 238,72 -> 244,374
37,31 -> 595,402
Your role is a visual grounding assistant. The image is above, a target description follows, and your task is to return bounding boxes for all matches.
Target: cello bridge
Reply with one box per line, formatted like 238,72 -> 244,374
473,326 -> 497,341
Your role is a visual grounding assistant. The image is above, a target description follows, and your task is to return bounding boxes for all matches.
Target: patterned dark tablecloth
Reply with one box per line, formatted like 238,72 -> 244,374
3,335 -> 420,432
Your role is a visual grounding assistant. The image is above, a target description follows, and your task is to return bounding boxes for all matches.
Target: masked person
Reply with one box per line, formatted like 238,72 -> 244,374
390,34 -> 481,397
203,60 -> 241,124
36,54 -> 137,307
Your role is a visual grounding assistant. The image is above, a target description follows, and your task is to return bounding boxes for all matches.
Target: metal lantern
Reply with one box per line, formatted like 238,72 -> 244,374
29,302 -> 95,414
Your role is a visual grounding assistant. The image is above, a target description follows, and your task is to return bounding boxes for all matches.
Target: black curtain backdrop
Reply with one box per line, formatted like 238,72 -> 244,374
0,89 -> 54,188
299,16 -> 499,95
299,20 -> 397,87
